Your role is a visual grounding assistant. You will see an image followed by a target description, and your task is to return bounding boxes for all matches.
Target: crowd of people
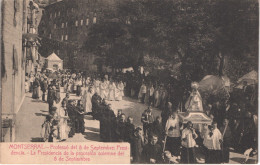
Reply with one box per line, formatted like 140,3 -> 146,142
24,69 -> 257,164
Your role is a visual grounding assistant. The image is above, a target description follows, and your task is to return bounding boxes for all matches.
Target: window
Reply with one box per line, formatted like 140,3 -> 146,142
61,23 -> 64,28
49,34 -> 52,39
61,35 -> 64,41
54,12 -> 56,18
50,13 -> 52,18
58,11 -> 60,16
75,20 -> 78,27
65,22 -> 68,27
71,8 -> 74,12
86,18 -> 89,26
93,13 -> 97,24
65,35 -> 68,40
80,19 -> 83,26
54,24 -> 56,29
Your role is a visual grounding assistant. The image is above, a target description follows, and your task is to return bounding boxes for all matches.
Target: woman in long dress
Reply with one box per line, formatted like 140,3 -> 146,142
108,81 -> 116,101
57,101 -> 69,141
115,81 -> 125,101
32,78 -> 40,99
82,87 -> 94,114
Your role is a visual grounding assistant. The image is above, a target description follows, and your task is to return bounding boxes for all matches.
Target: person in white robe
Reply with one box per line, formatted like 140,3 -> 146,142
82,86 -> 94,114
100,80 -> 108,99
115,81 -> 125,101
85,77 -> 91,89
108,81 -> 116,101
94,79 -> 101,96
57,101 -> 69,141
203,121 -> 223,163
104,79 -> 110,99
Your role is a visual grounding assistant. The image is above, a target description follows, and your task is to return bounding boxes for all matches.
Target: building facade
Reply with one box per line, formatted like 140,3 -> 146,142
1,0 -> 28,142
38,0 -> 117,72
1,0 -> 44,142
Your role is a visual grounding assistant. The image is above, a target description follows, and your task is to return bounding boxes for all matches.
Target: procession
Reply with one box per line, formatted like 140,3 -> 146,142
23,68 -> 257,164
1,0 -> 258,164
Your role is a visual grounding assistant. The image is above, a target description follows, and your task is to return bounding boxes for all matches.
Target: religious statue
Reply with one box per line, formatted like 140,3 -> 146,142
185,82 -> 203,111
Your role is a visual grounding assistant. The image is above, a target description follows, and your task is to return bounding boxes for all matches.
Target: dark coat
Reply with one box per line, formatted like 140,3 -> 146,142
41,80 -> 48,92
47,86 -> 56,104
132,135 -> 144,163
142,143 -> 163,163
116,121 -> 127,142
152,120 -> 164,142
219,125 -> 232,147
125,123 -> 135,142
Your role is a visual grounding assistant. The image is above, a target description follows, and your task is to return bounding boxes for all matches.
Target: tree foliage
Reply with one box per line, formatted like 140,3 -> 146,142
83,0 -> 258,81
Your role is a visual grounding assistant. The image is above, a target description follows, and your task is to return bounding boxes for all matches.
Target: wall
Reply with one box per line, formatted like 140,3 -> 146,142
1,0 -> 26,141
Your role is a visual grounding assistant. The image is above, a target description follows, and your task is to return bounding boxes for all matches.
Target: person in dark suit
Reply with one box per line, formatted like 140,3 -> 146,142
67,100 -> 77,137
76,100 -> 85,134
142,134 -> 163,163
115,113 -> 127,142
132,127 -> 145,163
41,77 -> 48,101
161,102 -> 173,129
219,118 -> 232,163
141,106 -> 154,139
152,116 -> 164,145
125,117 -> 135,143
47,84 -> 56,113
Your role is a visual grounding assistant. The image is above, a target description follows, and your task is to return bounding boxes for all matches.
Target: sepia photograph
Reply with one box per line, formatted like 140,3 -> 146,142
0,0 -> 258,164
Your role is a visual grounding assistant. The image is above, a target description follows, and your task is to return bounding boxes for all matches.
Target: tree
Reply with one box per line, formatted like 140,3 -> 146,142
83,0 -> 258,82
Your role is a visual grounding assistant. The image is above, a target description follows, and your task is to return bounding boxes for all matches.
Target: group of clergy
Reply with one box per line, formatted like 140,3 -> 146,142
97,78 -> 125,101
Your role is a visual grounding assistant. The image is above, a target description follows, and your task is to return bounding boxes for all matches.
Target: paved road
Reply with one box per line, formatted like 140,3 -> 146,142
15,90 -> 99,142
15,89 -> 257,164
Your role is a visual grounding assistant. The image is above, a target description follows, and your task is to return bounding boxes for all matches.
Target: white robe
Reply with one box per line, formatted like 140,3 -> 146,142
203,128 -> 222,150
57,107 -> 69,140
94,80 -> 101,96
100,82 -> 108,99
108,83 -> 116,101
115,82 -> 124,101
82,89 -> 94,113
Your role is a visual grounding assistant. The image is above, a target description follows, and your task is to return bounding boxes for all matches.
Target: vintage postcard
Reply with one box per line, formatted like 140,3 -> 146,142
0,0 -> 258,164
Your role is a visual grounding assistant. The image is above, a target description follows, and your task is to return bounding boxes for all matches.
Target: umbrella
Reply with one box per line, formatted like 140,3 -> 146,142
198,75 -> 230,101
236,70 -> 258,89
